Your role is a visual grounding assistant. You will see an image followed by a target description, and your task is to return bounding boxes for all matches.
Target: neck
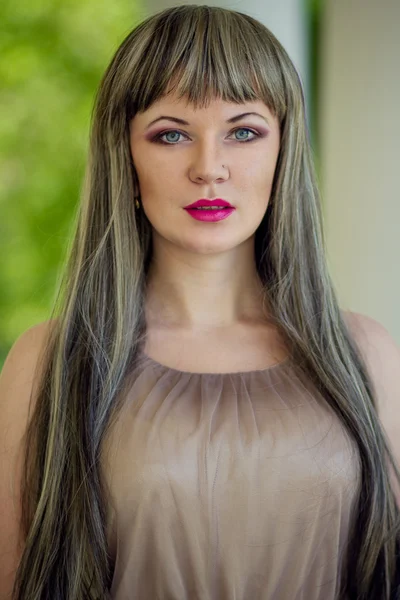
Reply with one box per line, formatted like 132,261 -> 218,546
144,236 -> 268,332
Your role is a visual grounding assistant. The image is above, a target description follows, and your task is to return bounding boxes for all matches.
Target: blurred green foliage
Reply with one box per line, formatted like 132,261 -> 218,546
0,0 -> 143,367
307,0 -> 323,164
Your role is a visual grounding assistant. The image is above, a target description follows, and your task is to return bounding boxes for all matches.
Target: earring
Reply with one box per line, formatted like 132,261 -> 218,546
135,196 -> 140,210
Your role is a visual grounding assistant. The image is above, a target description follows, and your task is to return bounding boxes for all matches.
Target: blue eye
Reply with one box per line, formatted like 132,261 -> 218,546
153,127 -> 260,145
160,131 -> 185,144
233,128 -> 258,141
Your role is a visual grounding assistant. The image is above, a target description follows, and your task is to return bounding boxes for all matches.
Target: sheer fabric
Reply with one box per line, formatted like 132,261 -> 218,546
101,350 -> 361,599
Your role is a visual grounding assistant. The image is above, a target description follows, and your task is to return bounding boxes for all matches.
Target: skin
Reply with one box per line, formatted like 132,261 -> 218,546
129,91 -> 281,334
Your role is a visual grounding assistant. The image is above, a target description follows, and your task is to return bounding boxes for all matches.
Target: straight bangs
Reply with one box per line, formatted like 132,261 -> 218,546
125,5 -> 288,121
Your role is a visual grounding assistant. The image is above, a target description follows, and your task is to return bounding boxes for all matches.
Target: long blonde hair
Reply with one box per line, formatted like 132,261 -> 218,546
13,5 -> 400,599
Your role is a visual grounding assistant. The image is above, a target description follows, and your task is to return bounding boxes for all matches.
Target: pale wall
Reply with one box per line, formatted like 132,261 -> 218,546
320,0 -> 400,341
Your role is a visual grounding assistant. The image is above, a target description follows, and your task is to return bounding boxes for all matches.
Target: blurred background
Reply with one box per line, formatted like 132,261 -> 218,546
0,0 -> 399,368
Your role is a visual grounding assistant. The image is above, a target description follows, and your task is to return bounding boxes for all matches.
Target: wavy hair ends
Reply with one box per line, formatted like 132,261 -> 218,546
11,4 -> 400,600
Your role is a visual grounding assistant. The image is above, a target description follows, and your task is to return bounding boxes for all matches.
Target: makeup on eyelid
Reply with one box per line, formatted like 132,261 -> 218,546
153,127 -> 265,145
145,126 -> 270,143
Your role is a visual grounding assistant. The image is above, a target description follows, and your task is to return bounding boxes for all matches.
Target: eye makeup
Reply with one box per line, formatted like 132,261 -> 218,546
148,127 -> 267,145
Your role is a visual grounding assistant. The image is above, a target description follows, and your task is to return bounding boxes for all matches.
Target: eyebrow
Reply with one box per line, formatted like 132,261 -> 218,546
145,112 -> 270,129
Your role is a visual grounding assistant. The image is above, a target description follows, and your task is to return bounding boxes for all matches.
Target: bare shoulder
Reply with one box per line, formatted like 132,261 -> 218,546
343,308 -> 399,368
0,318 -> 57,412
1,320 -> 56,408
0,319 -> 55,598
342,309 -> 396,356
2,319 -> 55,366
342,310 -> 400,505
342,308 -> 400,422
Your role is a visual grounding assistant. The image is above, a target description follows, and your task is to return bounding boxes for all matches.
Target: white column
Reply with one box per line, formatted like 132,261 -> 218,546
320,0 -> 400,340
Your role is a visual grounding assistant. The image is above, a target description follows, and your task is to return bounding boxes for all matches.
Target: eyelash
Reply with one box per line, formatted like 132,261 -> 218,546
152,127 -> 262,145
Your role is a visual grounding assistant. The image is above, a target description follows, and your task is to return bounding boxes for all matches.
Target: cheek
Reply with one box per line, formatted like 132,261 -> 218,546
132,154 -> 176,195
241,162 -> 276,197
243,148 -> 278,179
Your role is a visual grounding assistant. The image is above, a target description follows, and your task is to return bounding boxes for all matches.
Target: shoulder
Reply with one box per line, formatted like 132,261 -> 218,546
13,318 -> 55,349
0,318 -> 56,444
342,309 -> 396,351
342,309 -> 400,410
342,310 -> 400,413
0,319 -> 57,460
342,308 -> 398,361
3,319 -> 55,362
0,320 -> 56,595
342,309 -> 400,474
1,320 -> 56,395
342,310 -> 400,506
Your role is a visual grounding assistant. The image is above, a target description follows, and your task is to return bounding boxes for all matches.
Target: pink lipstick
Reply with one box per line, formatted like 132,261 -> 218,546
184,198 -> 236,222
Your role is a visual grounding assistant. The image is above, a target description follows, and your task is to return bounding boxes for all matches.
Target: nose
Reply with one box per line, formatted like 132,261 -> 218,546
189,144 -> 229,184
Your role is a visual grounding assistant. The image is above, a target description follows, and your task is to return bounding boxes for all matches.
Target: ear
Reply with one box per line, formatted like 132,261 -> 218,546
343,310 -> 400,506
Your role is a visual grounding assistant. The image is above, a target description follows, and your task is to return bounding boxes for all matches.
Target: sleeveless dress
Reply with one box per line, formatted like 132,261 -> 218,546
101,349 -> 361,600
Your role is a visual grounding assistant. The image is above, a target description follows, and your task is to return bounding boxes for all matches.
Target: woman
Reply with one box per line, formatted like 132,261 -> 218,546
1,4 -> 400,599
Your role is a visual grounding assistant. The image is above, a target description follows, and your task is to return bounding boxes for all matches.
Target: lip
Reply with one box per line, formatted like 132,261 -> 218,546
184,198 -> 234,209
184,207 -> 235,222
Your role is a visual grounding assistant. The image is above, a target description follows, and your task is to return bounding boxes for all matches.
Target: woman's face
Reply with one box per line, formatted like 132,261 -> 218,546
129,92 -> 280,255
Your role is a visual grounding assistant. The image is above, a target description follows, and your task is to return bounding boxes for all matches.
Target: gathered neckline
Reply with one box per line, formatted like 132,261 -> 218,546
140,350 -> 291,377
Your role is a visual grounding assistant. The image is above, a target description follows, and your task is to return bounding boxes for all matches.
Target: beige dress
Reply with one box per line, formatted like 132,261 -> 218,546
101,348 -> 361,600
